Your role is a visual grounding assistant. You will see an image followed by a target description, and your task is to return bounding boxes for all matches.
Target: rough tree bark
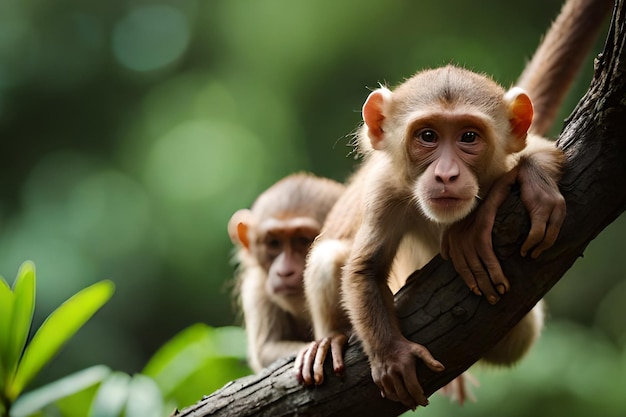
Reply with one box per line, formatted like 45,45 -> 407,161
176,2 -> 626,416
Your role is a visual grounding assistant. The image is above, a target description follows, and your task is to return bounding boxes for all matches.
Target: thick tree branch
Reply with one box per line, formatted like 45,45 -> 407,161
177,1 -> 626,416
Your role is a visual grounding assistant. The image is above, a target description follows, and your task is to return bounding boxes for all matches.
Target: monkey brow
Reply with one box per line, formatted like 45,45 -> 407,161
259,217 -> 321,236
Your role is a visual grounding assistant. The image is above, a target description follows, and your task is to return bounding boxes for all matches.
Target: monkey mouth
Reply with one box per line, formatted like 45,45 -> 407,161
425,195 -> 475,223
429,196 -> 465,207
273,285 -> 301,296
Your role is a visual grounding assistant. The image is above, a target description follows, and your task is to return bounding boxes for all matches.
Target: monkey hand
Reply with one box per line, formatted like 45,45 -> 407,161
294,332 -> 348,386
441,168 -> 517,304
517,161 -> 566,258
370,338 -> 444,409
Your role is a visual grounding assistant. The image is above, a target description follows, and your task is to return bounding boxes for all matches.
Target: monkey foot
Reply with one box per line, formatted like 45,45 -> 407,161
294,332 -> 348,386
438,371 -> 479,405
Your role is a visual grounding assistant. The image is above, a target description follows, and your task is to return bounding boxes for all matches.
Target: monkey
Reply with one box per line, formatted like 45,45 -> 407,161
294,0 -> 612,408
296,67 -> 560,409
228,173 -> 345,372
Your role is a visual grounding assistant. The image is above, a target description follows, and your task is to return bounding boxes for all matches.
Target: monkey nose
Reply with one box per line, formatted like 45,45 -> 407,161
277,269 -> 297,279
434,160 -> 459,183
435,172 -> 459,184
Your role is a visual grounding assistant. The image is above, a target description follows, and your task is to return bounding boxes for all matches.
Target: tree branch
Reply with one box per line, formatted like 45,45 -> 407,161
176,1 -> 626,416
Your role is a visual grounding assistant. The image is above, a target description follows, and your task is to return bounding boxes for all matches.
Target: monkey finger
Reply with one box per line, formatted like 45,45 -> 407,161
531,204 -> 566,258
394,372 -> 423,409
466,254 -> 501,304
330,334 -> 347,375
530,216 -> 563,258
476,245 -> 510,296
294,349 -> 306,383
301,342 -> 319,386
378,373 -> 400,404
410,343 -> 445,372
521,217 -> 548,257
453,255 -> 482,297
313,338 -> 331,385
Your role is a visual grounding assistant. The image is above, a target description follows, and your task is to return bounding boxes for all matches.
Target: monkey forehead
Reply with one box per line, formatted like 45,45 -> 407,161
258,216 -> 321,236
251,173 -> 345,223
402,107 -> 496,131
391,66 -> 506,114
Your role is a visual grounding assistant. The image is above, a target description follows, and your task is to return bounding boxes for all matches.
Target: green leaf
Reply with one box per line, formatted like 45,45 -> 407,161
0,274 -> 15,390
167,356 -> 250,409
210,326 -> 248,360
10,365 -> 110,417
143,324 -> 250,404
8,280 -> 115,400
142,324 -> 213,398
143,323 -> 211,378
7,262 -> 36,383
124,375 -> 164,417
89,372 -> 130,417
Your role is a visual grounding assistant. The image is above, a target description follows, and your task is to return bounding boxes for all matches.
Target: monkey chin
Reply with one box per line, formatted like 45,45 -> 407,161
421,197 -> 476,225
271,293 -> 307,318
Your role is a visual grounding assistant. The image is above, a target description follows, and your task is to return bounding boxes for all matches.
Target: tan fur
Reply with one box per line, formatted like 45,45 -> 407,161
517,0 -> 613,136
302,66 -> 564,405
230,173 -> 345,371
305,0 -> 613,384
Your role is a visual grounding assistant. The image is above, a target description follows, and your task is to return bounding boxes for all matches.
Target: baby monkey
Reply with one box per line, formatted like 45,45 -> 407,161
296,66 -> 564,408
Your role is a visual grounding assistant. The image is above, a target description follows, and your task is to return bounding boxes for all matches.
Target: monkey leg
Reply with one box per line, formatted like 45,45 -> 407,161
297,239 -> 352,385
439,371 -> 479,405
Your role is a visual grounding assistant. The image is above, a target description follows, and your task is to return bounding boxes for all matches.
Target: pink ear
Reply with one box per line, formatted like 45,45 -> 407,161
504,87 -> 534,152
362,88 -> 392,150
228,209 -> 253,249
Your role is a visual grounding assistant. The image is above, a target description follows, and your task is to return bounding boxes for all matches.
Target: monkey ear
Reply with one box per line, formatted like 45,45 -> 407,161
228,209 -> 253,249
504,87 -> 534,152
362,87 -> 392,150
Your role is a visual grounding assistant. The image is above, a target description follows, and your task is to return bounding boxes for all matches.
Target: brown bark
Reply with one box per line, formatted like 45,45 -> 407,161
176,1 -> 626,416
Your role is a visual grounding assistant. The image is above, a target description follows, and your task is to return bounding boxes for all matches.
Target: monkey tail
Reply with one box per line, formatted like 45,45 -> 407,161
516,0 -> 613,136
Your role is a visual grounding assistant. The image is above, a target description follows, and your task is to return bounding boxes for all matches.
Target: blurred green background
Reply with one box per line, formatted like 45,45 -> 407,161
0,0 -> 624,415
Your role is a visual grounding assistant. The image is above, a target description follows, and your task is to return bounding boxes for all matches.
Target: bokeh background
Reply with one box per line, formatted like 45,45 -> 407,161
1,0 -> 625,415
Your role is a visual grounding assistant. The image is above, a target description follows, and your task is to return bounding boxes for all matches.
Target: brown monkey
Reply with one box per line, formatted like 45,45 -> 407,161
228,173 -> 344,372
295,2 -> 611,407
297,68 -> 561,409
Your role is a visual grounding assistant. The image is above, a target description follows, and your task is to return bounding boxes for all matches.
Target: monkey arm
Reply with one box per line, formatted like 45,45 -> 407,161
442,136 -> 566,300
515,137 -> 567,258
441,183 -> 510,303
342,213 -> 444,409
239,266 -> 309,371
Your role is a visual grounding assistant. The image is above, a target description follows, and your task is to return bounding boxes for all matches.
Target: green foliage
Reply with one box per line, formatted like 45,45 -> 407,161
144,324 -> 250,408
11,366 -> 110,417
0,0 -> 623,415
0,262 -> 114,417
7,325 -> 250,416
1,261 -> 250,416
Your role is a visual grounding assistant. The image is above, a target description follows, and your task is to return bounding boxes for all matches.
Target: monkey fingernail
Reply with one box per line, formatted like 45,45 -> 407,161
471,287 -> 482,296
496,284 -> 507,295
488,295 -> 499,304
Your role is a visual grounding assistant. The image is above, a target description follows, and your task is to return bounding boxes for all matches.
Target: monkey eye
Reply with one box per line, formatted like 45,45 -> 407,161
416,129 -> 437,143
293,236 -> 314,251
265,237 -> 282,253
460,131 -> 478,143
